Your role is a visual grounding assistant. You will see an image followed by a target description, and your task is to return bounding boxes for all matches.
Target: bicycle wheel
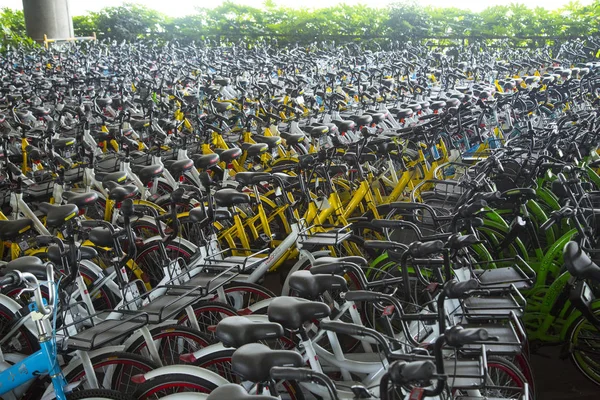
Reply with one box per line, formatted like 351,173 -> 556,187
483,356 -> 532,399
0,302 -> 38,354
67,389 -> 131,400
125,325 -> 211,366
132,373 -> 217,400
178,301 -> 239,339
210,282 -> 275,311
567,308 -> 600,385
134,239 -> 196,287
65,351 -> 159,395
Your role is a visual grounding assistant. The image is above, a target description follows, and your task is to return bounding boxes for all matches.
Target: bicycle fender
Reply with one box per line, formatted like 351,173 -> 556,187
136,365 -> 229,386
188,342 -> 229,362
246,298 -> 274,313
121,320 -> 179,350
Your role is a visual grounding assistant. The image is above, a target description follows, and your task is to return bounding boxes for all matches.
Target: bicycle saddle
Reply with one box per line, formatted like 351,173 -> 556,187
446,234 -> 480,250
355,114 -> 373,127
132,164 -> 164,185
62,191 -> 99,209
88,227 -> 118,248
163,159 -> 194,177
253,135 -> 281,149
214,148 -> 242,163
38,203 -> 79,228
31,106 -> 50,117
430,100 -> 447,110
288,270 -> 348,300
305,125 -> 329,137
47,244 -> 98,265
0,219 -> 33,240
396,108 -> 414,119
331,119 -> 356,132
242,143 -> 268,157
234,172 -> 272,187
191,153 -> 220,170
564,241 -> 600,282
2,256 -> 46,281
365,112 -> 386,124
268,297 -> 330,330
207,384 -> 277,400
232,343 -> 304,384
214,188 -> 250,208
216,316 -> 284,348
96,97 -> 113,107
96,171 -> 128,186
280,131 -> 305,145
104,181 -> 139,202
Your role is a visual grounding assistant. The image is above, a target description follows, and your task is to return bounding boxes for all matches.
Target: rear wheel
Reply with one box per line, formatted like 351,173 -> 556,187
125,325 -> 211,366
567,308 -> 600,386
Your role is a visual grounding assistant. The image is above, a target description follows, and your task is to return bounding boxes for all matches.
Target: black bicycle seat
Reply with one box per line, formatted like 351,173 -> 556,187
216,316 -> 284,348
564,241 -> 600,282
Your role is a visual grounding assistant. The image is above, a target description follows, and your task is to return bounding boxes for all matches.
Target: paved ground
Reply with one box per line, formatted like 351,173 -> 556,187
531,347 -> 598,399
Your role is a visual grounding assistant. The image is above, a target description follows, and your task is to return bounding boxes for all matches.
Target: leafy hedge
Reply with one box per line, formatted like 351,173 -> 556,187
3,1 -> 600,49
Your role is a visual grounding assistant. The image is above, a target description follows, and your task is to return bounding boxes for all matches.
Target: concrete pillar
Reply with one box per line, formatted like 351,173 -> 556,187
22,0 -> 74,42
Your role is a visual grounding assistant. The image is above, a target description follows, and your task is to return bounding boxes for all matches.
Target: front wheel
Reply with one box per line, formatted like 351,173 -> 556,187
567,307 -> 600,385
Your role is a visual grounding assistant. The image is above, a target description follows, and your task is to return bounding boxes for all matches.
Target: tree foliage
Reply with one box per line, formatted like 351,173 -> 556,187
3,1 -> 600,47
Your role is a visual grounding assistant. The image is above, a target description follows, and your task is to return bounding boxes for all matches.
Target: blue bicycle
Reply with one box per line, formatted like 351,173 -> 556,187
0,268 -> 127,400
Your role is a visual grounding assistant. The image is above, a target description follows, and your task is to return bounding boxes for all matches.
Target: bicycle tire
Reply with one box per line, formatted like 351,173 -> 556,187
65,351 -> 160,395
567,307 -> 600,386
210,281 -> 275,311
125,324 -> 211,366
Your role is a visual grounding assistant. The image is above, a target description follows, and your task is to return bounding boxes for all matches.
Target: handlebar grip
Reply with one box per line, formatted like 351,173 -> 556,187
444,279 -> 479,299
363,240 -> 402,250
458,199 -> 487,218
319,321 -> 365,337
270,366 -> 313,382
408,240 -> 444,258
479,191 -> 503,202
36,235 -> 59,246
344,290 -> 386,303
389,360 -> 436,385
445,326 -> 490,347
0,272 -> 19,287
